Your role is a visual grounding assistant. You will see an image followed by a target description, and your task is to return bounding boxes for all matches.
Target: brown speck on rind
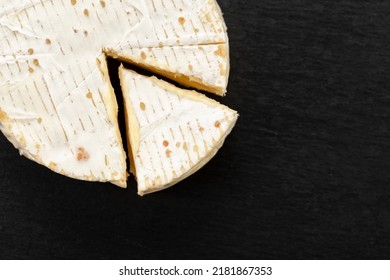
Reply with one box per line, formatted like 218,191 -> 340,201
77,147 -> 90,161
140,102 -> 146,111
28,48 -> 34,55
0,108 -> 8,122
163,140 -> 169,147
18,136 -> 26,147
194,28 -> 200,33
86,92 -> 92,99
73,29 -> 78,33
28,67 -> 34,73
33,59 -> 39,67
71,0 -> 77,5
37,117 -> 42,124
45,38 -> 51,45
100,0 -> 106,8
141,51 -> 147,60
205,13 -> 212,23
183,142 -> 188,151
199,127 -> 204,132
219,63 -> 226,76
214,45 -> 227,58
178,17 -> 186,25
83,8 -> 89,16
193,145 -> 199,153
159,42 -> 163,47
179,8 -> 183,12
214,121 -> 221,128
84,30 -> 88,36
165,149 -> 172,158
188,64 -> 193,71
176,142 -> 181,148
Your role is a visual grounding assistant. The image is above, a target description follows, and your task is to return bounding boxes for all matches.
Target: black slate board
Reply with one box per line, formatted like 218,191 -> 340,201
1,0 -> 390,259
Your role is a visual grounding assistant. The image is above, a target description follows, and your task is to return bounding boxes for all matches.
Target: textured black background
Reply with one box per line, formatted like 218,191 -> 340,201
1,0 -> 390,259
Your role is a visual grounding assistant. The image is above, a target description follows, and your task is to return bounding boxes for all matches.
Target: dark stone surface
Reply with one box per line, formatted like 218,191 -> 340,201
1,0 -> 390,259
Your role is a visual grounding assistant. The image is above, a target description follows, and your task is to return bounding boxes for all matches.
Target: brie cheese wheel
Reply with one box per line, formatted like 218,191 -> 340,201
0,0 -> 229,187
119,67 -> 238,195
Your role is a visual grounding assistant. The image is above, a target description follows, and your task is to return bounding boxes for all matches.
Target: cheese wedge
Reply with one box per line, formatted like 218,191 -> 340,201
119,66 -> 238,195
0,0 -> 229,186
107,44 -> 229,96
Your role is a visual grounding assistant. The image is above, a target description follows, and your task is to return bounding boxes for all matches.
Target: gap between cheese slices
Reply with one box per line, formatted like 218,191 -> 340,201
0,0 -> 229,187
119,66 -> 238,196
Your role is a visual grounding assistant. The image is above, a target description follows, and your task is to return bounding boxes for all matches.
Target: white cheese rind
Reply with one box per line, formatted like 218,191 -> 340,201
120,67 -> 238,195
0,0 -> 229,186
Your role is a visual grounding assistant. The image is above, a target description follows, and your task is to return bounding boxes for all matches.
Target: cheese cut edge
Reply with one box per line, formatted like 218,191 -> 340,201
118,65 -> 140,180
97,55 -> 128,188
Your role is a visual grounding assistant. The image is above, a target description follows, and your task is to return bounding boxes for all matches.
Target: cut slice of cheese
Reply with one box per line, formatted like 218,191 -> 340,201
119,66 -> 238,195
107,43 -> 229,96
0,0 -> 229,187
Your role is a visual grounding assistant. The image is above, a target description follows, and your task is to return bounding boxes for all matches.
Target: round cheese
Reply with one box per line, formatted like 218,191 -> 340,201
0,0 -> 229,187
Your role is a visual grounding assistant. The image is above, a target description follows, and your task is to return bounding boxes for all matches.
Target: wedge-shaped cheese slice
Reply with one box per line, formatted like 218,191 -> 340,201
119,67 -> 238,195
0,0 -> 229,186
108,43 -> 229,96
